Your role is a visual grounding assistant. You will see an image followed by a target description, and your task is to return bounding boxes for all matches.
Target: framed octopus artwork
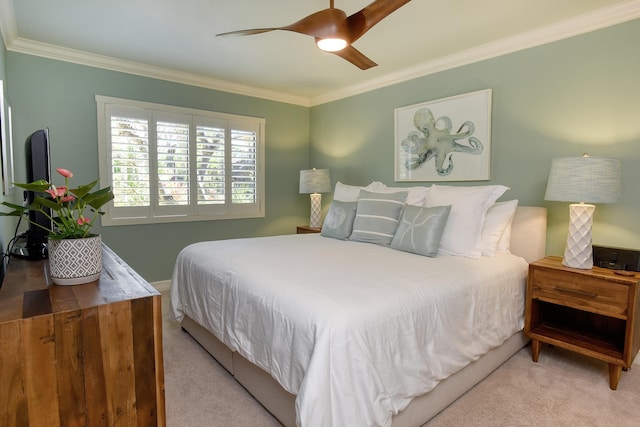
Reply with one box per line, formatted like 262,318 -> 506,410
394,89 -> 492,182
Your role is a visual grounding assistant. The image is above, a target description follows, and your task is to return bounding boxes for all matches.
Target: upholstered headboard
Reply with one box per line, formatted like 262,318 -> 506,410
510,206 -> 547,264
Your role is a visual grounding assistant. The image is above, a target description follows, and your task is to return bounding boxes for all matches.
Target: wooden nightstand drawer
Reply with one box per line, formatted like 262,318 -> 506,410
531,268 -> 629,319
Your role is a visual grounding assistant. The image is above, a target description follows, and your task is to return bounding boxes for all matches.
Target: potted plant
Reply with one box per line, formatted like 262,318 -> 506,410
0,168 -> 114,285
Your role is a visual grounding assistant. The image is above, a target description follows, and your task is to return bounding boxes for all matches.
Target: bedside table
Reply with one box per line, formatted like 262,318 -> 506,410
525,256 -> 640,389
296,225 -> 321,234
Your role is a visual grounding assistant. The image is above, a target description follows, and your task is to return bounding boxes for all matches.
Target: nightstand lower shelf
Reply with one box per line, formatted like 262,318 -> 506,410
528,324 -> 624,362
529,329 -> 625,390
530,301 -> 626,361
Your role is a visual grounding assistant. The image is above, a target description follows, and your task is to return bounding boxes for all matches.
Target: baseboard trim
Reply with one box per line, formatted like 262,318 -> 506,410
151,280 -> 171,294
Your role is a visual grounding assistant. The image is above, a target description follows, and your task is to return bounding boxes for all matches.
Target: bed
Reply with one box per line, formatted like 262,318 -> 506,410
170,183 -> 547,427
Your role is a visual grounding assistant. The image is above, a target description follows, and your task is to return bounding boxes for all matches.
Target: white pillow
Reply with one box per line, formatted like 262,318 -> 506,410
481,200 -> 518,256
332,181 -> 382,202
369,182 -> 432,205
496,210 -> 517,254
423,184 -> 509,258
497,224 -> 513,254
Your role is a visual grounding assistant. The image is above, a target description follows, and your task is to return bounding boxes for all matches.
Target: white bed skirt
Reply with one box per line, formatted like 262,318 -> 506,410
181,315 -> 528,427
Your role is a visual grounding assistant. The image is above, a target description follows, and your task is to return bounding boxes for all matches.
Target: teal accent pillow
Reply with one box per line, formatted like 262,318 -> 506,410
350,190 -> 408,246
390,205 -> 451,257
321,200 -> 357,240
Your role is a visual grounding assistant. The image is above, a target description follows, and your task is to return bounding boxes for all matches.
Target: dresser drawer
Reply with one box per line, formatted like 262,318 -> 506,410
530,268 -> 629,318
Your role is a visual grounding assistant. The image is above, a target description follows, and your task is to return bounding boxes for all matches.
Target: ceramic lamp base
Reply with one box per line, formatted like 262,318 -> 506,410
309,193 -> 323,229
562,203 -> 595,269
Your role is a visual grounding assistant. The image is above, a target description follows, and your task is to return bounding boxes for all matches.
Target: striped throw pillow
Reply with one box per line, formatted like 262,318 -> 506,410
350,190 -> 408,246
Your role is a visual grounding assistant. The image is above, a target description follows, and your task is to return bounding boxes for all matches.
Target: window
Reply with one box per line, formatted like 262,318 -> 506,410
96,96 -> 265,225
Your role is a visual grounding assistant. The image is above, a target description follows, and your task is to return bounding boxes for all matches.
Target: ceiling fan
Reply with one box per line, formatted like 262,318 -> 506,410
217,0 -> 412,70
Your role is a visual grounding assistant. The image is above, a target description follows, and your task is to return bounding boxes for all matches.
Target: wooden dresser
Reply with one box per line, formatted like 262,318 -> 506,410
0,245 -> 165,426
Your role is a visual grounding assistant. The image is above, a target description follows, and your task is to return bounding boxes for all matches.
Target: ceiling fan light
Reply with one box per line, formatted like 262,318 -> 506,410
317,38 -> 348,52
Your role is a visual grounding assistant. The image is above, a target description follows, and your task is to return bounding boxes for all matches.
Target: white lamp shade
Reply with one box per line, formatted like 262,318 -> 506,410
299,169 -> 331,194
544,156 -> 621,203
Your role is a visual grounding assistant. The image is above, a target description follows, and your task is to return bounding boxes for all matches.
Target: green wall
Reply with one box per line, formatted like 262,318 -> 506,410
2,18 -> 639,282
310,19 -> 640,257
5,54 -> 310,281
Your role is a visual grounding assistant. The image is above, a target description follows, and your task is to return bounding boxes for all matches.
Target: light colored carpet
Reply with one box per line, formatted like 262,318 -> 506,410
161,292 -> 640,427
162,293 -> 281,427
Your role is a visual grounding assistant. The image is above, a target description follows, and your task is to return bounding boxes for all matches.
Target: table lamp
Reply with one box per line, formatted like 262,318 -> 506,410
544,154 -> 621,269
299,168 -> 331,229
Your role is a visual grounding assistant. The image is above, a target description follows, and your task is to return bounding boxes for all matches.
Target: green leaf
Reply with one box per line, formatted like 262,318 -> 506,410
0,205 -> 24,217
34,196 -> 63,211
71,179 -> 99,199
1,201 -> 28,211
85,191 -> 114,209
14,180 -> 50,192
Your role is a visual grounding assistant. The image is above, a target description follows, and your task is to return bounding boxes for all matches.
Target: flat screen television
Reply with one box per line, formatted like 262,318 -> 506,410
14,128 -> 53,259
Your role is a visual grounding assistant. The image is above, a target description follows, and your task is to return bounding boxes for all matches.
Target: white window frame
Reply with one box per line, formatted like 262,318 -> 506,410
96,95 -> 265,226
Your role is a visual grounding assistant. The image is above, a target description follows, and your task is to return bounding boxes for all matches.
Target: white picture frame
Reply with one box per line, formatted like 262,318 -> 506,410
394,89 -> 492,182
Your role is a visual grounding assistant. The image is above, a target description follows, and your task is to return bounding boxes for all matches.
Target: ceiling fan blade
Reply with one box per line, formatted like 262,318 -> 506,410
331,45 -> 377,70
218,8 -> 348,39
283,8 -> 348,39
217,28 -> 280,37
346,0 -> 412,43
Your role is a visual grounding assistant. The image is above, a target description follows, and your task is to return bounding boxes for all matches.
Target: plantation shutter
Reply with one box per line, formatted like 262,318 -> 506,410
106,104 -> 153,219
231,127 -> 257,204
155,113 -> 191,216
97,95 -> 264,225
195,118 -> 226,209
229,120 -> 261,216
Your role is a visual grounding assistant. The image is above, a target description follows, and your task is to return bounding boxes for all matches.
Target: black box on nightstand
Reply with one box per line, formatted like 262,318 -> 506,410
593,245 -> 640,272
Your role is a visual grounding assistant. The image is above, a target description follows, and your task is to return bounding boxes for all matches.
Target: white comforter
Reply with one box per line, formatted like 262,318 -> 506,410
170,234 -> 528,427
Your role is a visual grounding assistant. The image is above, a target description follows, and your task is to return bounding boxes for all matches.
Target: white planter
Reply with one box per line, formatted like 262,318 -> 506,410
48,235 -> 102,286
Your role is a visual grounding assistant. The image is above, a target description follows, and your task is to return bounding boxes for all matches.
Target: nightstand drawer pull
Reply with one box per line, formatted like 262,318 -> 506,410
554,286 -> 598,298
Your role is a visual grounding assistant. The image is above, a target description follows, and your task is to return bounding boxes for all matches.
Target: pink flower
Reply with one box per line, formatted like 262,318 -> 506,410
61,195 -> 75,203
56,168 -> 73,178
45,185 -> 67,198
77,216 -> 90,225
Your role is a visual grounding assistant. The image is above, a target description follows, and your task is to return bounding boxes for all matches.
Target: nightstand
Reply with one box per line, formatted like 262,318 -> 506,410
296,225 -> 321,234
525,256 -> 640,389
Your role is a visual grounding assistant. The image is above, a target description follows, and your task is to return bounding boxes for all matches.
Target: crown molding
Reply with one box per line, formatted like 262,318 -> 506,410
0,0 -> 309,105
6,38 -> 311,107
0,0 -> 17,48
309,0 -> 640,106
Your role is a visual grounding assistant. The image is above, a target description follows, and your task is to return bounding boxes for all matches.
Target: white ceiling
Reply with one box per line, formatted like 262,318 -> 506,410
1,0 -> 639,106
